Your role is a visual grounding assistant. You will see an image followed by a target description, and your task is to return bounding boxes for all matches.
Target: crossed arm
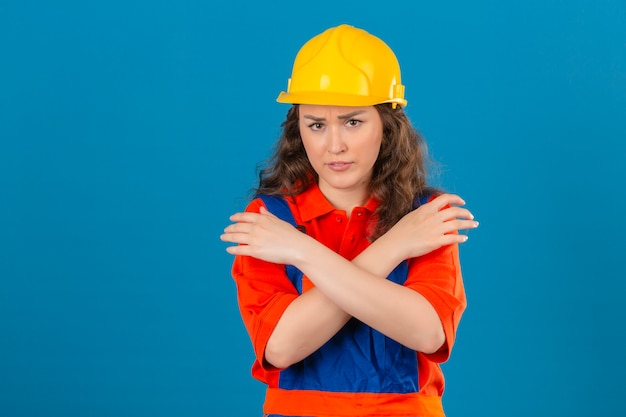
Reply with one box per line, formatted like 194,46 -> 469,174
221,194 -> 478,369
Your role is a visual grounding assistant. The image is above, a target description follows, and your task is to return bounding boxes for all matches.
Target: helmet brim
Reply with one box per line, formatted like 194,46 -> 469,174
276,91 -> 407,108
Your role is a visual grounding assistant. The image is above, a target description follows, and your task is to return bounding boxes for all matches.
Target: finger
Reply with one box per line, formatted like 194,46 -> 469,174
225,244 -> 249,256
226,243 -> 262,258
223,222 -> 253,234
441,219 -> 479,234
440,233 -> 470,245
229,211 -> 263,223
219,232 -> 237,243
437,206 -> 475,221
430,193 -> 466,211
259,206 -> 278,219
220,232 -> 252,245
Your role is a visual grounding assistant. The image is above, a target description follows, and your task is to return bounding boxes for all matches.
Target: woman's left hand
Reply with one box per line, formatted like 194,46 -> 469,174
383,193 -> 478,260
220,206 -> 307,264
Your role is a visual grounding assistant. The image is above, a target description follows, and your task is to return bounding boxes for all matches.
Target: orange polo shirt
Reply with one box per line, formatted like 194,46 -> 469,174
231,182 -> 467,417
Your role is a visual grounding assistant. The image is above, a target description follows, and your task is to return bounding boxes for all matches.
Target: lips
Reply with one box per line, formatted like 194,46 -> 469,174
327,161 -> 352,171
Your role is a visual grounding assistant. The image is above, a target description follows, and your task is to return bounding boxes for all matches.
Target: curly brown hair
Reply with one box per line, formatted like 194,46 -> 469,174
255,104 -> 438,240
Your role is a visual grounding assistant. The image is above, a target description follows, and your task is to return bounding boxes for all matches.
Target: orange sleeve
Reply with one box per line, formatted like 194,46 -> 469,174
231,198 -> 299,378
405,242 -> 467,363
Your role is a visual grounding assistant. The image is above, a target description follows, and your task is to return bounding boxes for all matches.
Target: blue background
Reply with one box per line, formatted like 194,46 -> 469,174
1,1 -> 624,416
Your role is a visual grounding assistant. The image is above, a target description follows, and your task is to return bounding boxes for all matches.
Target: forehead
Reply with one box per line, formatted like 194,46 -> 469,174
299,104 -> 377,118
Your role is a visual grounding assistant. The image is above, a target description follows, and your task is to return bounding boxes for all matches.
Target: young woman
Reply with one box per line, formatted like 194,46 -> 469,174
221,24 -> 478,417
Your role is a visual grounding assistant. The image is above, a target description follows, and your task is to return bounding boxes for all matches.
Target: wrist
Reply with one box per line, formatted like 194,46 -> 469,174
376,226 -> 409,263
289,232 -> 318,269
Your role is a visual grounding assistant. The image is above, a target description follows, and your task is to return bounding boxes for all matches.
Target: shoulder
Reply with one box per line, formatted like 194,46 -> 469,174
412,188 -> 441,209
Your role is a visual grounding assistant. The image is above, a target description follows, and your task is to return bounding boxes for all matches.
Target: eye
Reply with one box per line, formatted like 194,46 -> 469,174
308,122 -> 324,131
346,119 -> 362,127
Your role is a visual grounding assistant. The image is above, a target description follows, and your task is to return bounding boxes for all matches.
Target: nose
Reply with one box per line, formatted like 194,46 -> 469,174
327,126 -> 347,154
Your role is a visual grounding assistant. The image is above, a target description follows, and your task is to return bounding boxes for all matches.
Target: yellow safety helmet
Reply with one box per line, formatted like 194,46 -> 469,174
276,24 -> 407,108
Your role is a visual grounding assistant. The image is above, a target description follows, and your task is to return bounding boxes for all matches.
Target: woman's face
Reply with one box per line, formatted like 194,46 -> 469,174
298,104 -> 383,205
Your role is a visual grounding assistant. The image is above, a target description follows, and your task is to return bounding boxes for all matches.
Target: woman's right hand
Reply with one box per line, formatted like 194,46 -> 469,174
221,206 -> 310,265
387,193 -> 478,260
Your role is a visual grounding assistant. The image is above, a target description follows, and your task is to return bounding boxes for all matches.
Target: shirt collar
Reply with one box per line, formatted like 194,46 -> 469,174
291,182 -> 379,222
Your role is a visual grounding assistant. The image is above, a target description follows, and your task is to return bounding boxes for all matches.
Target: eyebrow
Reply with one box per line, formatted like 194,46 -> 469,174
303,110 -> 366,122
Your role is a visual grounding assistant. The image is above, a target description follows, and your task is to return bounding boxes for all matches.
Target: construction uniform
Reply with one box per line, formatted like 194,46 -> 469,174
231,182 -> 467,417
